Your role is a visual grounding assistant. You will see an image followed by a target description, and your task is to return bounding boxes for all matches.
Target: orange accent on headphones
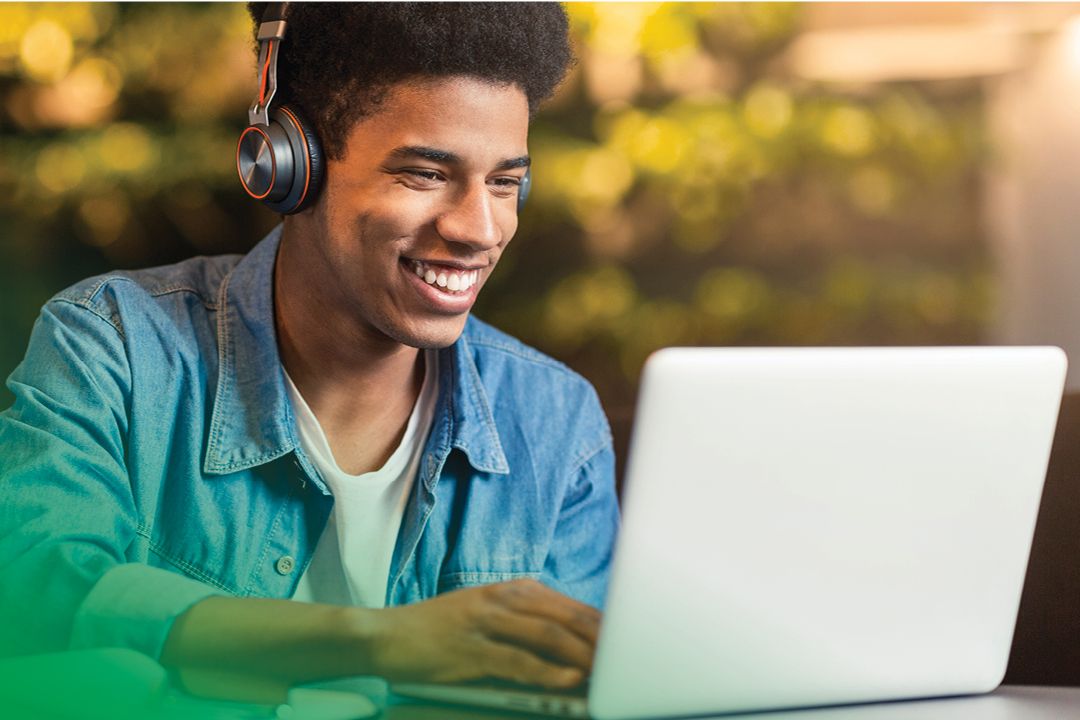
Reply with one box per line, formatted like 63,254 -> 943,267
236,126 -> 275,200
257,39 -> 275,107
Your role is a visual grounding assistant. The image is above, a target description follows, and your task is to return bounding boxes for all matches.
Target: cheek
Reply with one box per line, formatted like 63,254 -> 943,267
328,207 -> 396,256
495,213 -> 518,251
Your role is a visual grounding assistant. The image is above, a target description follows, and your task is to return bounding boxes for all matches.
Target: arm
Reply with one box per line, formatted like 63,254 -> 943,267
161,579 -> 599,703
0,300 -> 221,659
542,440 -> 621,609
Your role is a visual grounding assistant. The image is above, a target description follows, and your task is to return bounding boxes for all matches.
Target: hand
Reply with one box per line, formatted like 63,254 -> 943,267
370,579 -> 600,689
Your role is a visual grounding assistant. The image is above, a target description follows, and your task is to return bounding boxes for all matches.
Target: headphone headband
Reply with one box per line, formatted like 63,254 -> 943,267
248,3 -> 289,127
259,2 -> 288,24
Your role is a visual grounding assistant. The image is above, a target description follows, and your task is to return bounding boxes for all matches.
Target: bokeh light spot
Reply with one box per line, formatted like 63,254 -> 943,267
624,117 -> 690,175
31,57 -> 122,128
822,106 -> 875,157
78,192 -> 130,247
743,84 -> 793,139
19,19 -> 73,83
543,266 -> 637,346
696,267 -> 770,321
581,147 -> 635,205
35,143 -> 86,194
848,165 -> 896,216
98,124 -> 156,174
641,9 -> 698,59
591,3 -> 654,55
914,273 -> 959,325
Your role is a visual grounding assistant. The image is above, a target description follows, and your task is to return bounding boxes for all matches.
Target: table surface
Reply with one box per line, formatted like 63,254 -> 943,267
2,648 -> 1078,719
159,684 -> 1080,720
379,686 -> 1080,720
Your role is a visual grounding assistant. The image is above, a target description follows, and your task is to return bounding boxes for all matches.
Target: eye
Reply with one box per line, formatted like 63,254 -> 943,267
392,167 -> 446,190
489,175 -> 522,197
404,169 -> 444,182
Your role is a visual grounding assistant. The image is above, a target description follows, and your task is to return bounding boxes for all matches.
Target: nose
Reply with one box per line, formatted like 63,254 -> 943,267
434,180 -> 508,251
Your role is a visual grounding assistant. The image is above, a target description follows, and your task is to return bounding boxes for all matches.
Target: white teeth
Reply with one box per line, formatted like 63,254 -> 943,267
411,260 -> 479,294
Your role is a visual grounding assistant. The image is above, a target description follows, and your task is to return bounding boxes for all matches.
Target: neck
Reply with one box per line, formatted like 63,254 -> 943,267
273,223 -> 422,424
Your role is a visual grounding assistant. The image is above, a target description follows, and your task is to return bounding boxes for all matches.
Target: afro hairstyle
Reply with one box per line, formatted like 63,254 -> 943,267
246,2 -> 574,160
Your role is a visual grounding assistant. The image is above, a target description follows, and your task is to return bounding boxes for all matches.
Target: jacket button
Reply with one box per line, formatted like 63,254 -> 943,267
275,555 -> 296,575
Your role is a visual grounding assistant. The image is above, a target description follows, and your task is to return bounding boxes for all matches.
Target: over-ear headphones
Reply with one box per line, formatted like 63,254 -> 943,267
237,3 -> 323,214
237,2 -> 531,215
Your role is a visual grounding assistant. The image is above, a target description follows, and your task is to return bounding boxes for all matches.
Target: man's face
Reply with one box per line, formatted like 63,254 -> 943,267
302,76 -> 530,349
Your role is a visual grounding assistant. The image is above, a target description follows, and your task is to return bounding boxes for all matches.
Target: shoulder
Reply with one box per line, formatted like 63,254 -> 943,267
47,253 -> 243,337
463,316 -> 611,463
463,316 -> 593,394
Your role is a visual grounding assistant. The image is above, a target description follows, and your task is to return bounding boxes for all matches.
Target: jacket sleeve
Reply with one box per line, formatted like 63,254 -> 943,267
0,298 -> 220,659
541,425 -> 620,610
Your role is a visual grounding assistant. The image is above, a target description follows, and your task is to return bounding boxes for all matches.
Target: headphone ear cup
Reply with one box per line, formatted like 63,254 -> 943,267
281,104 -> 324,213
265,104 -> 324,214
517,167 -> 531,214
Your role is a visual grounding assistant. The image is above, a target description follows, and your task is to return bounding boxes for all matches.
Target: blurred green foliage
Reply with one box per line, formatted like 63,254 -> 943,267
0,3 -> 992,455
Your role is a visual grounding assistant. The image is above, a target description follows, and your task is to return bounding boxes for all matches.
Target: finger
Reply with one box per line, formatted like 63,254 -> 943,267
493,579 -> 601,629
480,608 -> 595,671
481,641 -> 585,689
491,580 -> 601,644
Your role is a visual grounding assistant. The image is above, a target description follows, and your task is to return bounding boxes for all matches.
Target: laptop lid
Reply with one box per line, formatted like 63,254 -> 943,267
589,347 -> 1066,720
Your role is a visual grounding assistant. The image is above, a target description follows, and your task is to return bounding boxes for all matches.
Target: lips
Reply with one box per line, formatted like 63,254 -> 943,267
400,258 -> 483,313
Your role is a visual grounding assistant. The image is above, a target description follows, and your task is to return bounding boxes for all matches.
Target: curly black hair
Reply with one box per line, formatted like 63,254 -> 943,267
247,2 -> 573,160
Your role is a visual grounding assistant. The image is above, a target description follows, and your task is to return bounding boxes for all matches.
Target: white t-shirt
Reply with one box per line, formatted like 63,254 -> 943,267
286,350 -> 439,608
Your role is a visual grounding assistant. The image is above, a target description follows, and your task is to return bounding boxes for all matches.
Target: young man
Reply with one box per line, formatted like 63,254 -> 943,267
0,3 -> 618,701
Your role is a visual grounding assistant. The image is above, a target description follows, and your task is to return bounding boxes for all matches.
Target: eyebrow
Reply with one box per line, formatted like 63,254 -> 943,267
389,145 -> 531,171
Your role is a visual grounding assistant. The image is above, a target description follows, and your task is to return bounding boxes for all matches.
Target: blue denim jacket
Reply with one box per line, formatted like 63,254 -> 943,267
0,226 -> 618,660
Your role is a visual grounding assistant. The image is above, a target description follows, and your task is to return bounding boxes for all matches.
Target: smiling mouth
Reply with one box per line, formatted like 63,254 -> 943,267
407,259 -> 480,294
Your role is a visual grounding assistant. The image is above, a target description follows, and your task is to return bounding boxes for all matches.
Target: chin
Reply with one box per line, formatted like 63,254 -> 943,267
394,314 -> 470,350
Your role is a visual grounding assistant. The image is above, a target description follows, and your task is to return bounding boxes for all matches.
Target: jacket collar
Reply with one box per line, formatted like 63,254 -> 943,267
202,226 -> 509,478
436,323 -> 511,478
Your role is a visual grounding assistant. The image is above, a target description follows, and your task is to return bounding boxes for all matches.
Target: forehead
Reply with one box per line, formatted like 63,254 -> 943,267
342,75 -> 530,164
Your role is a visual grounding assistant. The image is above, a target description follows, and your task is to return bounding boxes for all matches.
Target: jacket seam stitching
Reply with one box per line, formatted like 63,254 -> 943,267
144,541 -> 236,593
145,284 -> 218,308
440,571 -> 541,582
462,344 -> 509,470
50,297 -> 125,339
568,435 -> 612,477
244,498 -> 290,596
209,449 -> 291,473
204,266 -> 235,471
64,275 -> 114,306
466,337 -> 576,375
64,275 -> 218,309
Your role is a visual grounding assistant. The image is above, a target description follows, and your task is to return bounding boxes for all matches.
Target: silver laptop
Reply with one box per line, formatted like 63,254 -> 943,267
394,347 -> 1067,719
